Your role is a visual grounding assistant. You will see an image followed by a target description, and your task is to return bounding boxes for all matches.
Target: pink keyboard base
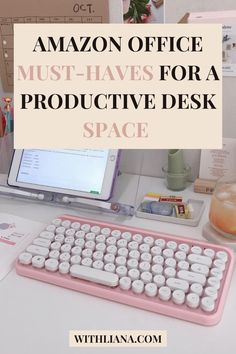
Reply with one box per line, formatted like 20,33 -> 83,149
16,215 -> 235,326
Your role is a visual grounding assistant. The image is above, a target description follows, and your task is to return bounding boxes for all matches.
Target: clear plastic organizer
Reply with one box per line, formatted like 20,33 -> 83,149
136,198 -> 205,227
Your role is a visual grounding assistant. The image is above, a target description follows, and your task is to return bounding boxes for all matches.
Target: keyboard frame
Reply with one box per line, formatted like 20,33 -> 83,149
16,214 -> 235,326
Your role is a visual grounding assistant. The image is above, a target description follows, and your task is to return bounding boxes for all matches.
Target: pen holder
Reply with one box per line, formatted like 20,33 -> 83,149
162,149 -> 191,191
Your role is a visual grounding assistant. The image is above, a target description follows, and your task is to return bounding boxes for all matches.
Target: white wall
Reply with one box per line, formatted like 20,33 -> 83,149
165,0 -> 236,140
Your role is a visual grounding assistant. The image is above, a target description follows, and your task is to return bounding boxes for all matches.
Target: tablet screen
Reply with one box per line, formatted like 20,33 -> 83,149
16,149 -> 110,195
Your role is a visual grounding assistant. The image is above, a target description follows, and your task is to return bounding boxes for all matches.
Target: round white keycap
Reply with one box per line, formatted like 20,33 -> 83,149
213,259 -> 225,271
106,237 -> 117,246
151,264 -> 163,276
40,231 -> 55,241
118,247 -> 128,257
178,243 -> 190,253
132,280 -> 144,294
190,283 -> 203,296
215,251 -> 228,262
127,259 -> 138,270
104,263 -> 116,273
204,287 -> 218,300
59,261 -> 70,274
111,229 -> 121,238
121,232 -> 132,242
141,271 -> 152,284
104,254 -> 115,264
81,257 -> 93,267
85,232 -> 96,241
132,234 -> 143,244
210,267 -> 223,280
19,252 -> 32,265
165,258 -> 176,268
191,246 -> 202,255
129,250 -> 140,260
164,267 -> 176,278
32,255 -> 45,268
96,234 -> 106,243
71,246 -> 82,256
46,224 -> 56,232
143,236 -> 154,247
175,251 -> 186,262
96,243 -> 106,252
153,275 -> 165,288
139,244 -> 150,253
61,244 -> 71,253
119,277 -> 131,290
65,229 -> 76,237
106,245 -> 117,256
115,256 -> 126,267
93,260 -> 104,270
153,255 -> 164,265
52,218 -> 62,226
128,268 -> 140,281
145,283 -> 158,297
163,248 -> 174,259
70,255 -> 81,265
75,230 -> 85,239
75,239 -> 85,248
167,241 -> 177,251
60,252 -> 70,262
141,252 -> 152,263
85,241 -> 96,251
116,266 -> 128,277
117,239 -> 128,249
139,261 -> 151,272
61,220 -> 71,229
151,246 -> 162,256
82,249 -> 93,258
71,222 -> 81,231
81,224 -> 91,233
54,234 -> 64,243
201,296 -> 215,312
128,241 -> 139,251
203,248 -> 215,259
172,289 -> 185,305
101,227 -> 111,236
90,225 -> 100,235
49,250 -> 60,260
56,226 -> 66,234
51,241 -> 61,251
178,261 -> 189,270
155,239 -> 166,249
45,258 -> 59,272
93,251 -> 104,261
207,277 -> 220,290
186,293 -> 200,308
158,286 -> 171,301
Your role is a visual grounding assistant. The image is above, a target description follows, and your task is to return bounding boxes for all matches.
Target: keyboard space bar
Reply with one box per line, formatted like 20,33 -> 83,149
70,265 -> 119,287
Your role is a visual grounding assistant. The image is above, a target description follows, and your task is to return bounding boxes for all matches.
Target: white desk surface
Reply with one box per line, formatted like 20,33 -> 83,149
0,175 -> 235,354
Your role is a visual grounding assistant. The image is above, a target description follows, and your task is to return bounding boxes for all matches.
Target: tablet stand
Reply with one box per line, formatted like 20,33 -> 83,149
0,173 -> 135,216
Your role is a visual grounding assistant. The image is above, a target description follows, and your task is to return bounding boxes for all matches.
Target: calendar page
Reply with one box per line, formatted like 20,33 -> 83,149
0,0 -> 111,92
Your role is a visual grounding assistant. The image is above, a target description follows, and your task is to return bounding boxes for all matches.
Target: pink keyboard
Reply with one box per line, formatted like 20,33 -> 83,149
16,215 -> 235,326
